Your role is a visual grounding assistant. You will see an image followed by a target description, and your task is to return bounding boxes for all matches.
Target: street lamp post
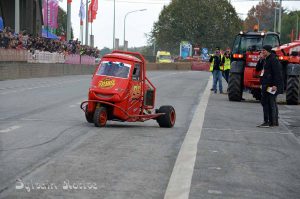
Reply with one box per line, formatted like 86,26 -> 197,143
113,0 -> 115,49
123,9 -> 146,49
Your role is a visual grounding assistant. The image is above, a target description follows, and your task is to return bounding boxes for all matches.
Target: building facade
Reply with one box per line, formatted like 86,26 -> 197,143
0,0 -> 43,36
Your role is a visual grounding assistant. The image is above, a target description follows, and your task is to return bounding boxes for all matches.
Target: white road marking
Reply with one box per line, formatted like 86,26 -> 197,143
208,190 -> 223,194
164,76 -> 212,199
20,118 -> 41,121
0,125 -> 21,133
211,150 -> 219,153
208,167 -> 222,170
203,127 -> 291,135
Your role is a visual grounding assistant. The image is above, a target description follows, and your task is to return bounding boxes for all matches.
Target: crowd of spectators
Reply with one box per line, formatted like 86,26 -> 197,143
0,27 -> 100,58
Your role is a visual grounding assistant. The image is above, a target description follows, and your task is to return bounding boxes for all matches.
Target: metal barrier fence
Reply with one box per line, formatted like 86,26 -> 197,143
27,50 -> 65,63
0,49 -> 95,65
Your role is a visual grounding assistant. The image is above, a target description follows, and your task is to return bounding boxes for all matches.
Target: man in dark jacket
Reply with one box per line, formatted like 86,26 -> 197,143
256,45 -> 283,128
209,48 -> 223,93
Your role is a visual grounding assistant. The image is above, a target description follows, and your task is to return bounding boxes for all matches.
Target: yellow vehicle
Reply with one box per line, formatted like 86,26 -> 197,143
156,51 -> 172,63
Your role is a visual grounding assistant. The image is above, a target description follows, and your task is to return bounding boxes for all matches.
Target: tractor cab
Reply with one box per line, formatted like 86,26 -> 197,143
228,31 -> 280,101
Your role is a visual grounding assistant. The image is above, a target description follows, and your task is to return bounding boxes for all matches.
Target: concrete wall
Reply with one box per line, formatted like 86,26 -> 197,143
146,62 -> 192,71
0,62 -> 209,81
0,62 -> 97,80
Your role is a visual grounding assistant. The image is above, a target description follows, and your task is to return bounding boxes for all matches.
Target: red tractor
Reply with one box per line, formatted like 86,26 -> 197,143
80,51 -> 176,127
228,31 -> 300,105
276,40 -> 300,104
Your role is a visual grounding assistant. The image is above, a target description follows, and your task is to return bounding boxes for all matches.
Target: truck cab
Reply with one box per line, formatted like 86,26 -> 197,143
156,51 -> 172,63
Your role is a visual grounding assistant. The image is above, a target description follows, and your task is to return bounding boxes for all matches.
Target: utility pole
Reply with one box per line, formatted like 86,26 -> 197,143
113,0 -> 116,49
85,0 -> 89,45
15,0 -> 20,33
278,0 -> 282,36
274,7 -> 277,32
67,1 -> 71,41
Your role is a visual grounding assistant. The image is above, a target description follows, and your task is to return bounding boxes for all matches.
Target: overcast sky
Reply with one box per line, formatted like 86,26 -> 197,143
58,0 -> 300,49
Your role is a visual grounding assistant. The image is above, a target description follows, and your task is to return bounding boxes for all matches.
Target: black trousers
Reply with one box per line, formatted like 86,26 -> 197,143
261,90 -> 278,125
222,70 -> 230,83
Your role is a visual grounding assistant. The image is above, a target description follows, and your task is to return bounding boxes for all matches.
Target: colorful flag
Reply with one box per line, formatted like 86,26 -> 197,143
92,0 -> 98,13
42,0 -> 59,31
79,0 -> 85,21
88,0 -> 98,22
88,3 -> 93,23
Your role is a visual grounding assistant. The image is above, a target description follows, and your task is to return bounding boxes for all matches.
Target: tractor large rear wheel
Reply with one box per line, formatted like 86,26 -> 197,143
286,75 -> 300,105
228,73 -> 242,101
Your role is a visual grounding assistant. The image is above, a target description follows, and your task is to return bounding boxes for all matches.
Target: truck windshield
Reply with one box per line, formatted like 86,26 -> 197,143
232,36 -> 263,54
160,55 -> 172,60
97,61 -> 131,78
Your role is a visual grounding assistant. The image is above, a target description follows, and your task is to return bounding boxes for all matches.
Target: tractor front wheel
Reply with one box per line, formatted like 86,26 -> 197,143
286,75 -> 300,105
228,73 -> 242,101
156,106 -> 176,128
93,107 -> 108,127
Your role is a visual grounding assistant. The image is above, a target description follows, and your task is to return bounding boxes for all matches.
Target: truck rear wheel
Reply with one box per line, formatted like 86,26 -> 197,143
156,106 -> 176,128
286,75 -> 300,105
93,107 -> 108,127
228,73 -> 242,101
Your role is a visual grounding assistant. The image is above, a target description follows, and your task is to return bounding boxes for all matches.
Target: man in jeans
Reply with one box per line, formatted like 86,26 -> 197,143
209,48 -> 223,94
256,45 -> 283,128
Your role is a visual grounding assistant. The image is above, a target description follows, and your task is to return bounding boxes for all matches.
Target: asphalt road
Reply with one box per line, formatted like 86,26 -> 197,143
189,85 -> 300,199
0,71 -> 209,198
0,71 -> 299,199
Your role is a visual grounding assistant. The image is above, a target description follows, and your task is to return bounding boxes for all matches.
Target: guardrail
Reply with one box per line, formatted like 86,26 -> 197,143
0,49 -> 95,65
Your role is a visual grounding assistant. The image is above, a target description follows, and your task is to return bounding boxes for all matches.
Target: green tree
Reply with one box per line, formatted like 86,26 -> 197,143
280,11 -> 300,44
150,0 -> 242,55
244,0 -> 279,32
243,0 -> 299,44
99,47 -> 112,57
57,7 -> 73,39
